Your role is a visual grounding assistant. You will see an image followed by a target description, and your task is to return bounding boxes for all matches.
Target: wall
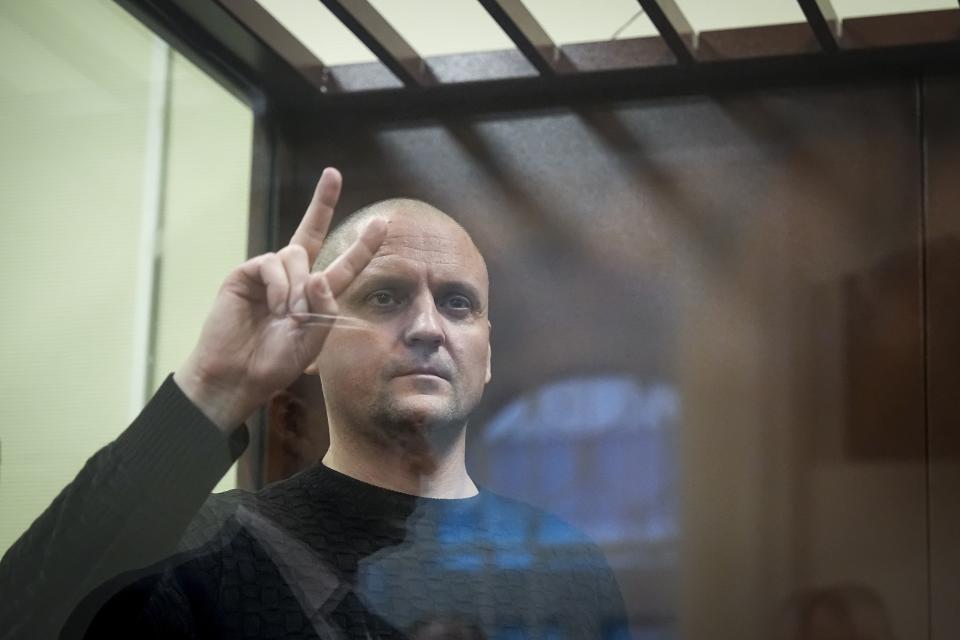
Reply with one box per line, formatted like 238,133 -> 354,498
0,0 -> 252,554
151,51 -> 253,494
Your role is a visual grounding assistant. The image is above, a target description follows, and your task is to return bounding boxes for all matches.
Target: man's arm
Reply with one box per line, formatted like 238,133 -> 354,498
0,169 -> 386,640
0,376 -> 244,640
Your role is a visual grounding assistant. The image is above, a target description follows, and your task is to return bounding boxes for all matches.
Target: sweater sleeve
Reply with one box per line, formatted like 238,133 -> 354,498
0,374 -> 249,640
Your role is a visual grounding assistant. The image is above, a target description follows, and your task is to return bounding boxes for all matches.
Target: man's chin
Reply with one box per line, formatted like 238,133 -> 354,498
365,395 -> 464,460
388,394 -> 459,426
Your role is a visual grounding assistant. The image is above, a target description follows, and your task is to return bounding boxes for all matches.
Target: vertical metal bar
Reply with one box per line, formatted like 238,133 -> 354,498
131,38 -> 172,416
916,75 -> 933,640
319,0 -> 436,87
635,0 -> 697,64
477,0 -> 570,75
796,0 -> 841,52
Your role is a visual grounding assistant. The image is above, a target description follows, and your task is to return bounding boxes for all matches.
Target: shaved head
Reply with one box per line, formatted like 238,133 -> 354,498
312,198 -> 485,278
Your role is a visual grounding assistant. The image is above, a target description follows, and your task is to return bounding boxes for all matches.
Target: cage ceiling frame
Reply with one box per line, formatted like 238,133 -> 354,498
117,0 -> 960,120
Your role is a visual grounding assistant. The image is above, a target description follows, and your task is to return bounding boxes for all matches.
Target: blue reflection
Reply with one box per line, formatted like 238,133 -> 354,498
494,625 -> 527,640
482,375 -> 679,551
471,375 -> 680,637
361,375 -> 678,639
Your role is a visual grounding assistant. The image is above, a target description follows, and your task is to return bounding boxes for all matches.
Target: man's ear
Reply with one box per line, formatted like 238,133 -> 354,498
268,390 -> 303,438
485,342 -> 492,384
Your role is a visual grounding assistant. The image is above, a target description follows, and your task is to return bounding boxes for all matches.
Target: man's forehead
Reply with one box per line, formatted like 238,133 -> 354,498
362,243 -> 488,291
377,227 -> 466,253
378,208 -> 466,241
370,213 -> 487,274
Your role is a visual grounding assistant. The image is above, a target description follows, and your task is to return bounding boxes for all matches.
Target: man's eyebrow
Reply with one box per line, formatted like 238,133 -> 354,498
353,271 -> 408,285
435,279 -> 484,303
352,270 -> 485,302
345,272 -> 410,297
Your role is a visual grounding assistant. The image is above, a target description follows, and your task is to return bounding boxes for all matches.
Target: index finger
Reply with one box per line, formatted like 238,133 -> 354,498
289,167 -> 341,265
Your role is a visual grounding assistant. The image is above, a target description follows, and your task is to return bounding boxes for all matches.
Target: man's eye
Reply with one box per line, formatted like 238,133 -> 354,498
368,291 -> 397,306
443,295 -> 473,311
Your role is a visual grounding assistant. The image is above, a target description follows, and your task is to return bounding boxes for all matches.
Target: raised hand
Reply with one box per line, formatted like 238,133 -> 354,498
174,168 -> 386,431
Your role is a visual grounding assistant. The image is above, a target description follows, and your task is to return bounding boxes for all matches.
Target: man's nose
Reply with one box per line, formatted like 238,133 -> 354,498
403,295 -> 445,348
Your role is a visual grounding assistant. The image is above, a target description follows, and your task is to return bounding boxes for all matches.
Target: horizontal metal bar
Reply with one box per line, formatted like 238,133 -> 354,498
289,36 -> 960,120
117,2 -> 960,117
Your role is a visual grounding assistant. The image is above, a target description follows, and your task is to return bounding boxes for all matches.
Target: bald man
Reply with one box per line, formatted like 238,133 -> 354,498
267,198 -> 488,490
0,171 -> 628,639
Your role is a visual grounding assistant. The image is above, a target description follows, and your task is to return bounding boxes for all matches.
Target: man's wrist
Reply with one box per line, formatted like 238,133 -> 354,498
172,364 -> 254,433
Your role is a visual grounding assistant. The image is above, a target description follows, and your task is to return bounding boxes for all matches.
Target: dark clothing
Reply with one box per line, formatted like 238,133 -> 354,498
0,377 -> 627,639
0,375 -> 247,640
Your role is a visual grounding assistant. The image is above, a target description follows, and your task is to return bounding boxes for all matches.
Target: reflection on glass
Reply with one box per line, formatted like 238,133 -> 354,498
0,197 -> 634,639
779,584 -> 896,640
484,375 -> 678,551
482,375 -> 679,637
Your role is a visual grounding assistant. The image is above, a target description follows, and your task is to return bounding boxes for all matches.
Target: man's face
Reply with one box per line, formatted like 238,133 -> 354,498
315,210 -> 491,442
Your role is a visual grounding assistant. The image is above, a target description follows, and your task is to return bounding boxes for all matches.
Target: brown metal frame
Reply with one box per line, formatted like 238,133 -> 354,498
319,0 -> 436,87
636,0 -> 697,64
477,0 -> 572,75
216,0 -> 335,93
796,0 -> 840,52
117,1 -> 960,117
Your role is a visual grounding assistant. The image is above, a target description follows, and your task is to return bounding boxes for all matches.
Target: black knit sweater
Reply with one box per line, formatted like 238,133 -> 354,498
0,376 -> 627,639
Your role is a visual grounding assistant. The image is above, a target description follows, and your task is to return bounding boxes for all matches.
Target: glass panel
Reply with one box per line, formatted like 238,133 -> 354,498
255,0 -> 377,65
283,77 -> 931,639
0,1 -> 255,556
0,0 -> 157,555
4,2 -> 953,640
152,52 -> 253,494
369,0 -> 515,56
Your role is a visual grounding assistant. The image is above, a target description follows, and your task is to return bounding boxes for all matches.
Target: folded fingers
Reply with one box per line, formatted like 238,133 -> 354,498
323,218 -> 388,296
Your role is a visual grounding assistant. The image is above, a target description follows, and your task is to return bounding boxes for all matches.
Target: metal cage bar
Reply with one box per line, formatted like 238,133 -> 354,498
797,0 -> 841,52
319,0 -> 436,87
635,0 -> 696,64
477,0 -> 571,75
217,0 -> 335,93
115,1 -> 960,113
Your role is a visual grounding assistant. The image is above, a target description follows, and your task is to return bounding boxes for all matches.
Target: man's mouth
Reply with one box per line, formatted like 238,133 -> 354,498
395,365 -> 451,380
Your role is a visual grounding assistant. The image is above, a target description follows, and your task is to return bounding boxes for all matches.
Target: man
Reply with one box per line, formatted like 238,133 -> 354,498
0,169 -> 627,639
